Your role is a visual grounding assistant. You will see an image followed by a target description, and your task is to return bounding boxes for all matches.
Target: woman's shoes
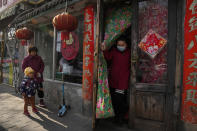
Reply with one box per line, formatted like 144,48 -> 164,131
24,110 -> 30,116
32,108 -> 39,114
112,116 -> 128,127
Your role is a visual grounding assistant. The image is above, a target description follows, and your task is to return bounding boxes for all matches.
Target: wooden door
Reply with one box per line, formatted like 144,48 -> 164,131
129,0 -> 177,131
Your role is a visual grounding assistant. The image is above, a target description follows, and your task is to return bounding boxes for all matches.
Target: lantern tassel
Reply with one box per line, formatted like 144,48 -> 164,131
21,40 -> 27,46
61,32 -> 70,48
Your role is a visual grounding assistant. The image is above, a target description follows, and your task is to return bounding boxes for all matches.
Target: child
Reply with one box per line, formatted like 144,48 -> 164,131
20,67 -> 39,116
101,37 -> 131,124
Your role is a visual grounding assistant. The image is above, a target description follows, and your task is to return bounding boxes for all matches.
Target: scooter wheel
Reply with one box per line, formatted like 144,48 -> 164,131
58,113 -> 63,117
66,105 -> 71,110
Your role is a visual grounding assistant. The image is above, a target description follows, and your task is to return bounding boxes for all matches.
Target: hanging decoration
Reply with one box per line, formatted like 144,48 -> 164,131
61,32 -> 79,60
182,0 -> 197,124
138,29 -> 167,59
15,27 -> 33,46
52,0 -> 78,49
96,53 -> 115,119
103,5 -> 132,48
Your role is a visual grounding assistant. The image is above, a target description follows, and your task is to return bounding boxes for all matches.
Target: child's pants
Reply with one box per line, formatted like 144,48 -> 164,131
24,96 -> 35,111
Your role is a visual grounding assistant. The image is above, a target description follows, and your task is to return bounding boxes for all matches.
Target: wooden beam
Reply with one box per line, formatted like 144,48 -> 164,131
15,0 -> 81,25
178,0 -> 186,120
129,0 -> 138,129
165,0 -> 177,130
52,27 -> 57,80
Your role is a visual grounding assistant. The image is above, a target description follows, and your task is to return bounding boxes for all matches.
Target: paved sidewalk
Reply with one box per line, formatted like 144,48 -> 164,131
0,84 -> 134,131
0,84 -> 93,131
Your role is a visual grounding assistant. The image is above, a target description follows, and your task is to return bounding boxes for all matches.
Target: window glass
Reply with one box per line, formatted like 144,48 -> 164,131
1,29 -> 19,86
55,15 -> 83,84
2,43 -> 13,85
137,0 -> 168,84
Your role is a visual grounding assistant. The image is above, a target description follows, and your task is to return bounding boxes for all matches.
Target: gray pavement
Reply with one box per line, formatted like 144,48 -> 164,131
0,84 -> 134,131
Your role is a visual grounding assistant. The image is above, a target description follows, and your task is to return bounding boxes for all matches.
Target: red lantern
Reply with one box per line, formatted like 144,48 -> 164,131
15,27 -> 33,46
53,12 -> 78,48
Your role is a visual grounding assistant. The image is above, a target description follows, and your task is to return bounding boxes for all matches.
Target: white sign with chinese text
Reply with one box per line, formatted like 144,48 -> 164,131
0,0 -> 22,14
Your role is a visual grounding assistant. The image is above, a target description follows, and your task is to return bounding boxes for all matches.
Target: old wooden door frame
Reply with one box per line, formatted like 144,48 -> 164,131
129,0 -> 138,128
92,0 -> 104,129
165,0 -> 177,130
129,0 -> 178,131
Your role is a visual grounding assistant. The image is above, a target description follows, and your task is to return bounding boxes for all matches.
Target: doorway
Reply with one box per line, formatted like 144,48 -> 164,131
94,0 -> 132,130
93,0 -> 178,131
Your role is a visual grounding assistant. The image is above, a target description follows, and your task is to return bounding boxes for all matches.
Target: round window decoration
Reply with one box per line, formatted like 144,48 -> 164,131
61,32 -> 79,60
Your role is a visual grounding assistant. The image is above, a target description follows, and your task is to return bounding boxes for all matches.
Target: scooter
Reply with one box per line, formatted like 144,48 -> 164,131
58,73 -> 70,117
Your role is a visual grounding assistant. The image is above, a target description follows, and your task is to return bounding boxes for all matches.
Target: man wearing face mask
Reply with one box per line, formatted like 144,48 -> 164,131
101,36 -> 131,124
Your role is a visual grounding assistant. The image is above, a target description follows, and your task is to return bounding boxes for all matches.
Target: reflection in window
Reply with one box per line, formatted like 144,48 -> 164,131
35,24 -> 54,79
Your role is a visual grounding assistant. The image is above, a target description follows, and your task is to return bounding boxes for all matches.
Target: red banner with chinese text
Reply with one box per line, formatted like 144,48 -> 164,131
82,6 -> 94,100
182,0 -> 197,124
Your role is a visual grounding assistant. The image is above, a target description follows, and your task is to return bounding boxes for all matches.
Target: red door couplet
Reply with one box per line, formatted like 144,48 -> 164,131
82,6 -> 94,100
182,0 -> 197,124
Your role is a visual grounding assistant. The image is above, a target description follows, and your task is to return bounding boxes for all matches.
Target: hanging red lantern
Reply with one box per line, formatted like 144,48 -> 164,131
15,27 -> 33,46
52,12 -> 78,48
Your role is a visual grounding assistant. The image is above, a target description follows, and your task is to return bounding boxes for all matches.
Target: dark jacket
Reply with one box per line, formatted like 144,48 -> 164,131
104,47 -> 131,90
20,77 -> 38,97
22,55 -> 45,83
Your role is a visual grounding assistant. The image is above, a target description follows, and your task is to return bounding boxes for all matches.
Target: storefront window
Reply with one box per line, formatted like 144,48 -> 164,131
137,0 -> 168,84
35,24 -> 54,79
0,29 -> 18,86
2,44 -> 14,85
55,15 -> 83,84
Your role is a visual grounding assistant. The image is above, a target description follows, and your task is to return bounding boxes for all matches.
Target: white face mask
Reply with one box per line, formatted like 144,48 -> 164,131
117,46 -> 126,52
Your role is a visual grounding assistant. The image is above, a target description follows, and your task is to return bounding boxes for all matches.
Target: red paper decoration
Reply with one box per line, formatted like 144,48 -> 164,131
15,27 -> 33,46
138,29 -> 167,59
53,12 -> 78,48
